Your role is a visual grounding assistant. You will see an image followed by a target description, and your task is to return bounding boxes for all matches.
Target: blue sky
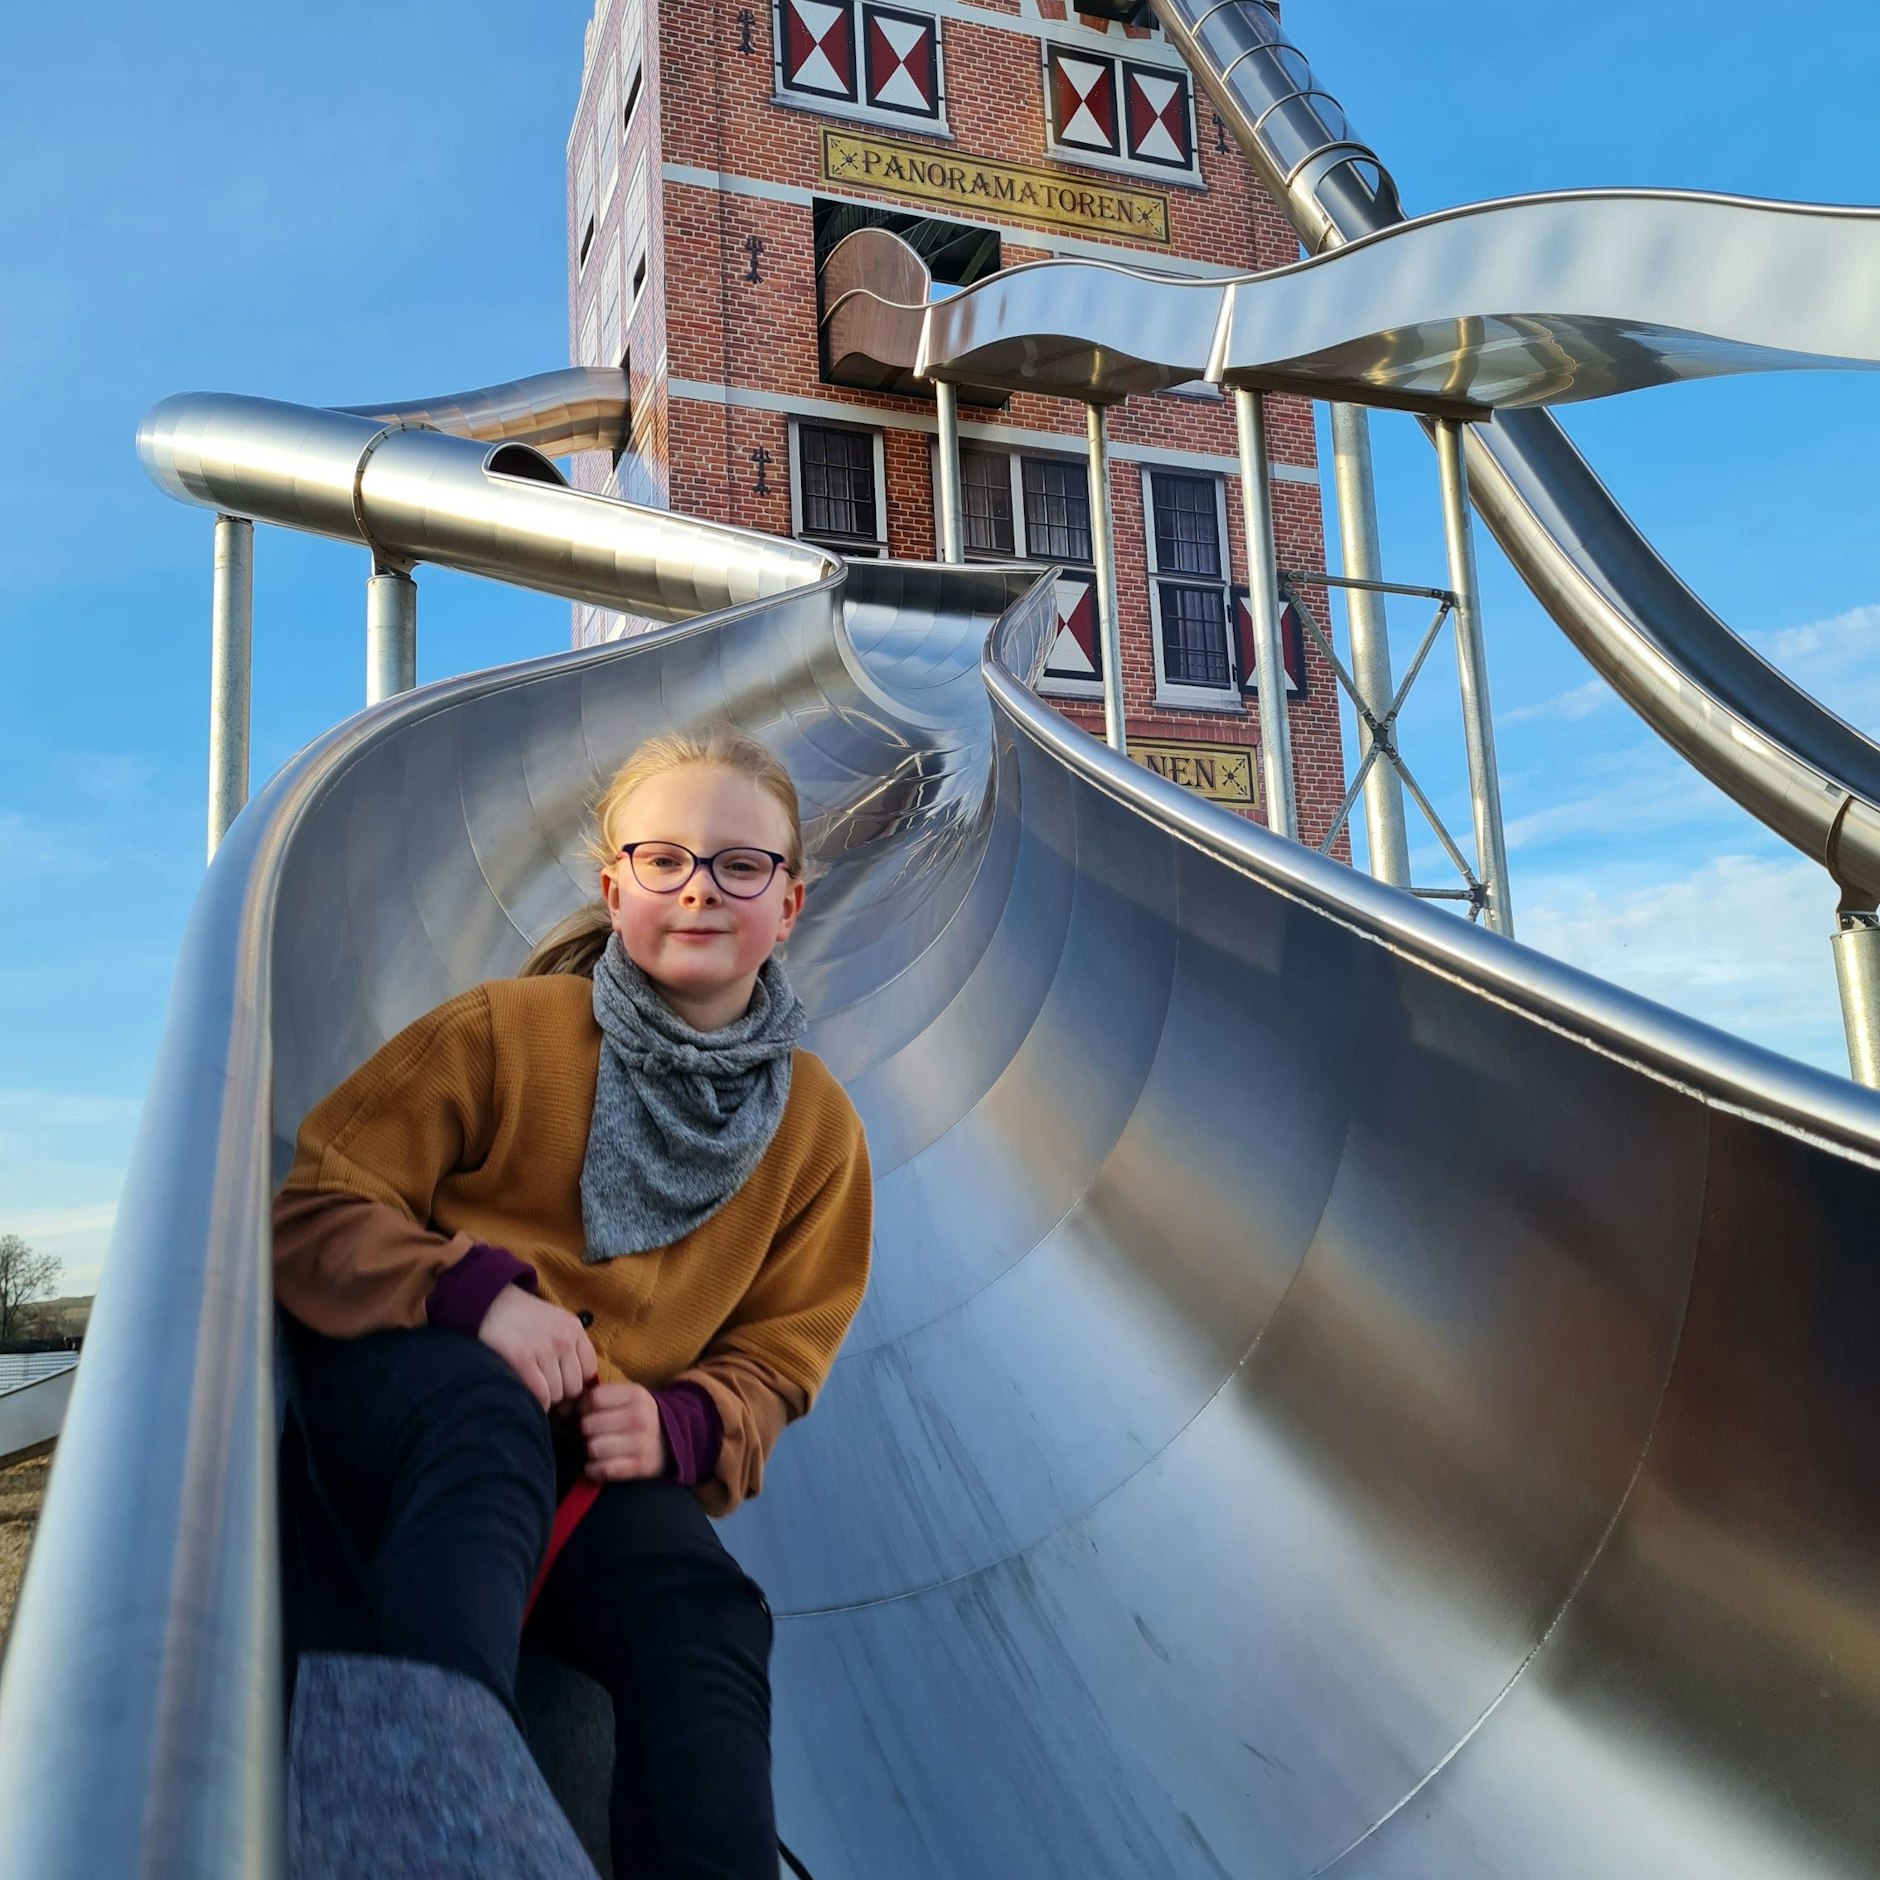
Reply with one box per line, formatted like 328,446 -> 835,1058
3,0 -> 1878,1295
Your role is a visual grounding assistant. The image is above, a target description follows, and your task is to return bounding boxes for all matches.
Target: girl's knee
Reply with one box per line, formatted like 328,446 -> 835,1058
425,1347 -> 557,1520
687,1562 -> 775,1666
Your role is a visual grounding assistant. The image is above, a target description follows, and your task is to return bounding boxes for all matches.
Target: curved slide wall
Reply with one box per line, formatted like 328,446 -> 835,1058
1,443 -> 1874,1872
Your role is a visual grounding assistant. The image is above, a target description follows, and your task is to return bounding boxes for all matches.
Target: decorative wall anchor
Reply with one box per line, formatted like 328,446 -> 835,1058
736,9 -> 757,55
744,235 -> 765,283
1213,112 -> 1228,154
750,446 -> 773,496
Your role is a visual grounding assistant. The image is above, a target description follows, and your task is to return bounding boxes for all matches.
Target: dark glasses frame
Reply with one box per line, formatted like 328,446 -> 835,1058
615,841 -> 791,899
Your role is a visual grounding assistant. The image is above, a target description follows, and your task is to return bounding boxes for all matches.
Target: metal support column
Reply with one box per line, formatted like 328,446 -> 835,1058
934,379 -> 964,565
1434,419 -> 1514,936
1233,387 -> 1297,841
1330,403 -> 1411,885
206,514 -> 253,860
366,563 -> 418,703
1832,907 -> 1880,1086
1085,404 -> 1126,755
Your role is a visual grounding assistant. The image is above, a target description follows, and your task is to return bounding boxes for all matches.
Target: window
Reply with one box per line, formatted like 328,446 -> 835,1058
1143,470 -> 1235,705
937,447 -> 1100,697
791,421 -> 887,553
1043,44 -> 1197,180
575,137 -> 597,272
960,448 -> 1014,555
623,64 -> 643,130
631,252 -> 647,303
776,1 -> 945,128
599,234 -> 624,368
598,61 -> 619,195
1022,456 -> 1092,565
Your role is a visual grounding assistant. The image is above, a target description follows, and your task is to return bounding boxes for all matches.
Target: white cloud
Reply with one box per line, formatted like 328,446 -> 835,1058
1518,851 -> 1846,1072
1748,603 -> 1880,737
52,750 -> 160,804
0,810 -> 106,881
0,1088 -> 141,1298
1501,741 -> 1724,854
1499,677 -> 1615,726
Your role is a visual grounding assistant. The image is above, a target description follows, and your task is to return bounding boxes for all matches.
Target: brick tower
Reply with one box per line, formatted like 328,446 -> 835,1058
566,0 -> 1346,843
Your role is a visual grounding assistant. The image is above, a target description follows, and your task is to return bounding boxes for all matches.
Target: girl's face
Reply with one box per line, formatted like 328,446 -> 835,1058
601,764 -> 805,1030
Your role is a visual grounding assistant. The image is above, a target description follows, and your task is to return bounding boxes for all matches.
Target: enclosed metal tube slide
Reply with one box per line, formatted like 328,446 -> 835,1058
1151,0 -> 1880,902
139,386 -> 829,624
1,369 -> 1875,1875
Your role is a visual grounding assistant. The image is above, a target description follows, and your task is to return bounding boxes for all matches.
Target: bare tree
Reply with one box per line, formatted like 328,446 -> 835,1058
0,1235 -> 62,1342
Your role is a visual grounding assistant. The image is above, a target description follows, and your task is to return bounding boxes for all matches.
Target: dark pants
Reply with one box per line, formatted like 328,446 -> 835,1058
282,1320 -> 778,1880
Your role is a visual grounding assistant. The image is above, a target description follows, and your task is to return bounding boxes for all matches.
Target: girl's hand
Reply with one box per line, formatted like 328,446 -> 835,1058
578,1381 -> 669,1482
477,1286 -> 598,1410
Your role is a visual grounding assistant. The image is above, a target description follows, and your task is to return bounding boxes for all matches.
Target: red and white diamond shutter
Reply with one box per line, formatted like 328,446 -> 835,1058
1232,588 -> 1305,696
780,0 -> 857,101
1122,61 -> 1194,171
1043,574 -> 1104,687
861,5 -> 939,118
1046,47 -> 1120,157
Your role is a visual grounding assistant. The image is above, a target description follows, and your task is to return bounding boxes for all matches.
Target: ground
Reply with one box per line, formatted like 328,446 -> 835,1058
0,1456 -> 48,1657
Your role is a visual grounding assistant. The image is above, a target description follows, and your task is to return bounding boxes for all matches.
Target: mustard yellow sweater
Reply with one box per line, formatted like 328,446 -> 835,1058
273,972 -> 872,1513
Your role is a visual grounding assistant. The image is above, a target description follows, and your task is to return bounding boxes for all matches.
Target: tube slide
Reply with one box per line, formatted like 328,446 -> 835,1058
1151,0 -> 1880,903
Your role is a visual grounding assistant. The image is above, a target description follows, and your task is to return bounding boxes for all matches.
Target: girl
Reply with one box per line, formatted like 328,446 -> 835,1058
273,722 -> 872,1880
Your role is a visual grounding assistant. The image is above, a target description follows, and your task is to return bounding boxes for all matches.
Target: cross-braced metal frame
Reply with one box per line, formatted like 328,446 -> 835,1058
1282,569 -> 1491,920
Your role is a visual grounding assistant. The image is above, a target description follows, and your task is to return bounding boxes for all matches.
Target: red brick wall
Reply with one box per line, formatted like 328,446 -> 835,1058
568,0 -> 1348,849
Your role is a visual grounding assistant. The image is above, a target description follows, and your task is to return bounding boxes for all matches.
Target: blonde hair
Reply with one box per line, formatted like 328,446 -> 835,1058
521,722 -> 805,979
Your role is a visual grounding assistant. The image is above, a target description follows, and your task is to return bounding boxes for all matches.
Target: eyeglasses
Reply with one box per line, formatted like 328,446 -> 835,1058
615,841 -> 791,899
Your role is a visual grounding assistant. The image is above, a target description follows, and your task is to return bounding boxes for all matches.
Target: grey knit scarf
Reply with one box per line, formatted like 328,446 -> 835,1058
580,934 -> 808,1261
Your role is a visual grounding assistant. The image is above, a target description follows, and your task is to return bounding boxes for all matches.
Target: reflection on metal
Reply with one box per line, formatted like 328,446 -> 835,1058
1831,910 -> 1880,1087
365,564 -> 417,704
138,392 -> 831,623
9,366 -> 1880,1877
1329,404 -> 1409,886
1435,420 -> 1513,936
1085,404 -> 1126,754
340,365 -> 633,456
902,191 -> 1880,416
1152,0 -> 1880,906
208,513 -> 253,858
1233,387 -> 1295,838
822,228 -> 932,399
934,379 -> 963,565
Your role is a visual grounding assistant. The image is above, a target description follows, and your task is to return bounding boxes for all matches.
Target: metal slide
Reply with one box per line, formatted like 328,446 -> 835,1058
5,8 -> 1880,1868
0,376 -> 1872,1878
1147,0 -> 1880,901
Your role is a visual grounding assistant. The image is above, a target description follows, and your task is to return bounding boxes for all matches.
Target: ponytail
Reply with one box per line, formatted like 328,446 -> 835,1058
519,900 -> 612,979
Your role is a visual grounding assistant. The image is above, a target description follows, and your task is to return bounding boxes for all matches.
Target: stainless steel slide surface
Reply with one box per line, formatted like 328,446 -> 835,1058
1151,0 -> 1880,903
1,382 -> 1875,1873
910,191 -> 1880,411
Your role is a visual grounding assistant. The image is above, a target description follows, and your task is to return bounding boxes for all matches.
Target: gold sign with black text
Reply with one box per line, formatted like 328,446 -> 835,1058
1127,739 -> 1259,807
820,128 -> 1171,246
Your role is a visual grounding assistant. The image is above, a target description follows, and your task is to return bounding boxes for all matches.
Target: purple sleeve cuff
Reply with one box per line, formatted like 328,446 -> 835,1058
425,1241 -> 537,1336
653,1382 -> 724,1488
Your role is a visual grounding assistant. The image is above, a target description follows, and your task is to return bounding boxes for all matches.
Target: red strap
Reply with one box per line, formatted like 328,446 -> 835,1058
523,1478 -> 601,1625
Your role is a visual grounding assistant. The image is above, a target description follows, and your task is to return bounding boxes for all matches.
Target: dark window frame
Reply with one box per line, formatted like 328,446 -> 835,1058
1143,468 -> 1236,704
792,419 -> 886,554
